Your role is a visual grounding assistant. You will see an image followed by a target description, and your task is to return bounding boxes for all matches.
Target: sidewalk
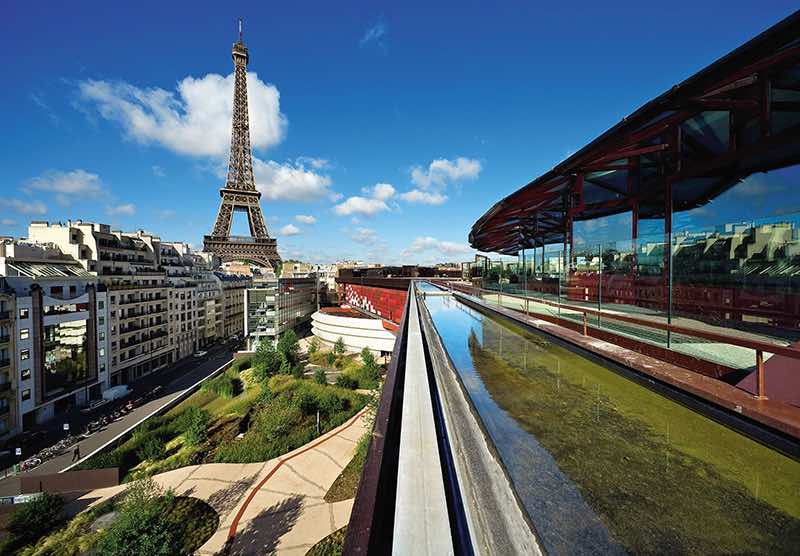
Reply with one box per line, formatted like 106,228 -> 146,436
69,409 -> 370,555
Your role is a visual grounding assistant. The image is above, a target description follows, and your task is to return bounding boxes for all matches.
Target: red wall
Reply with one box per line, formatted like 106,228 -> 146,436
338,283 -> 408,324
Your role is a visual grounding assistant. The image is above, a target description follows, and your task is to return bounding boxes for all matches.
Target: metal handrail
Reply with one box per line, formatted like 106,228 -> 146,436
345,287 -> 411,554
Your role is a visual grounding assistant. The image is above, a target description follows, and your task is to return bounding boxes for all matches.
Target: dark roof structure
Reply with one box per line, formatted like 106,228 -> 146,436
470,11 -> 800,255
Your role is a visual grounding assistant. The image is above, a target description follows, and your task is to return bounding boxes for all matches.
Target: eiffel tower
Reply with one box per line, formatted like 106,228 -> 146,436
204,20 -> 280,269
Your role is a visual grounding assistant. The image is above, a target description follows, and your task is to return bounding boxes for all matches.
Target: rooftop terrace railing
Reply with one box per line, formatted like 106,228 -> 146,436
435,280 -> 800,401
345,282 -> 540,555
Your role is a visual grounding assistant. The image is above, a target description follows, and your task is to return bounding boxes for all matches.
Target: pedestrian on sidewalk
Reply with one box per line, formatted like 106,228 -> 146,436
72,444 -> 81,462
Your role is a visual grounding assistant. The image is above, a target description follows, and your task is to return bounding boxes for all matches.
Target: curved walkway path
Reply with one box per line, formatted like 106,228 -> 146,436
72,409 -> 370,555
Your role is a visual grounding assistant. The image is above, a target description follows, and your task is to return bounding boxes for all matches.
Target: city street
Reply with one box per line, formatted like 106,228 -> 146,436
0,344 -> 236,496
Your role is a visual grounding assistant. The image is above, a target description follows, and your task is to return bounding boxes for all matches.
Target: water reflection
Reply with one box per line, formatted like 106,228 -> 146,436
423,293 -> 800,555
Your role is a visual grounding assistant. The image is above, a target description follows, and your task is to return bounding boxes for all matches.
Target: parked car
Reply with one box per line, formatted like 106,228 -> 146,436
193,350 -> 208,358
102,384 -> 132,402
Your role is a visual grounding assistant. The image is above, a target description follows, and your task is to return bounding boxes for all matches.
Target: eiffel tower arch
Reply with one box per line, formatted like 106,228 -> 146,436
204,22 -> 281,270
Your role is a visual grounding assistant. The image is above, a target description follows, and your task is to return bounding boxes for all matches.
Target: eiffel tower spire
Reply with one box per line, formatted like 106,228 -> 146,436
204,20 -> 280,269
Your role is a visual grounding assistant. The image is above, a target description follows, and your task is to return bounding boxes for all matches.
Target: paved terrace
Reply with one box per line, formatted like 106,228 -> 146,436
65,409 -> 371,556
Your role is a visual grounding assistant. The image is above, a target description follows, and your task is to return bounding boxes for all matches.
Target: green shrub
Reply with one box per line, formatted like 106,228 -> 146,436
5,492 -> 64,551
175,406 -> 210,446
335,374 -> 358,390
314,367 -> 327,385
318,390 -> 344,415
326,352 -> 336,367
293,390 -> 319,415
291,362 -> 306,379
201,372 -> 237,399
334,337 -> 346,355
308,337 -> 320,355
137,435 -> 166,461
93,480 -> 179,556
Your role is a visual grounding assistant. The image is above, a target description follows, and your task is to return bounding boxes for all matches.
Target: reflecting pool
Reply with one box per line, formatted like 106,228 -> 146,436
423,292 -> 800,555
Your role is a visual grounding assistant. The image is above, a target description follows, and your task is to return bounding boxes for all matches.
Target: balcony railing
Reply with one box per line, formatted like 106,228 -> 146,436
0,311 -> 10,320
0,382 -> 12,393
0,359 -> 9,370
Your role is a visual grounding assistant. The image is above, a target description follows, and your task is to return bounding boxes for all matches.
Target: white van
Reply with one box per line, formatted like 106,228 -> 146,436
102,384 -> 132,402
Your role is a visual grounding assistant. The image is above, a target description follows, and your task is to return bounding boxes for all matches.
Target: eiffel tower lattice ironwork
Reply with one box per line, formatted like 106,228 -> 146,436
204,21 -> 280,269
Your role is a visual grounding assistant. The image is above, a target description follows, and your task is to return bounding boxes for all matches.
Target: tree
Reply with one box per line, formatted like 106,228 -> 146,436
326,351 -> 336,367
360,347 -> 376,369
6,491 -> 64,550
334,337 -> 346,355
314,367 -> 327,385
307,337 -> 320,355
253,339 -> 281,381
360,347 -> 380,383
277,330 -> 301,373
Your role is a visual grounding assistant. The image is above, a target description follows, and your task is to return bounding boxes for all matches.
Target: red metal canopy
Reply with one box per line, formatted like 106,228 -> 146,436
470,11 -> 800,255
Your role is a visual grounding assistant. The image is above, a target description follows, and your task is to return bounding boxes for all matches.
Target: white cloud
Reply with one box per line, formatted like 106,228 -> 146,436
78,72 -> 286,157
334,197 -> 389,217
410,157 -> 482,190
399,189 -> 448,205
0,198 -> 47,216
279,224 -> 302,236
1,218 -> 16,226
360,21 -> 387,48
106,203 -> 136,216
26,169 -> 104,206
295,215 -> 316,224
152,165 -> 165,177
296,156 -> 329,170
369,183 -> 396,201
402,236 -> 473,257
348,227 -> 380,244
335,182 -> 395,217
254,158 -> 334,202
159,209 -> 176,219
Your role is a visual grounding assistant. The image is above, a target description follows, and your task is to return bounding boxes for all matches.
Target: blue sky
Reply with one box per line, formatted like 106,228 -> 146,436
1,1 -> 797,264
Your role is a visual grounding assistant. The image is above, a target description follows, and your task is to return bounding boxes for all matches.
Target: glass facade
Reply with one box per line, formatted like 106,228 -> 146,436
43,320 -> 91,397
477,164 -> 800,372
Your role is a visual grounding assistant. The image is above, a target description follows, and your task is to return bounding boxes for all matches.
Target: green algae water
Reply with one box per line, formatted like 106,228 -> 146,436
421,290 -> 800,555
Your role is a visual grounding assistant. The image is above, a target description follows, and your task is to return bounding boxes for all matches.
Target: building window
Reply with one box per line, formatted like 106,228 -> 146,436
99,332 -> 105,341
99,347 -> 105,357
22,389 -> 31,401
19,328 -> 29,340
21,369 -> 31,381
110,296 -> 116,303
99,300 -> 105,309
20,349 -> 29,360
99,317 -> 105,326
19,308 -> 29,319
